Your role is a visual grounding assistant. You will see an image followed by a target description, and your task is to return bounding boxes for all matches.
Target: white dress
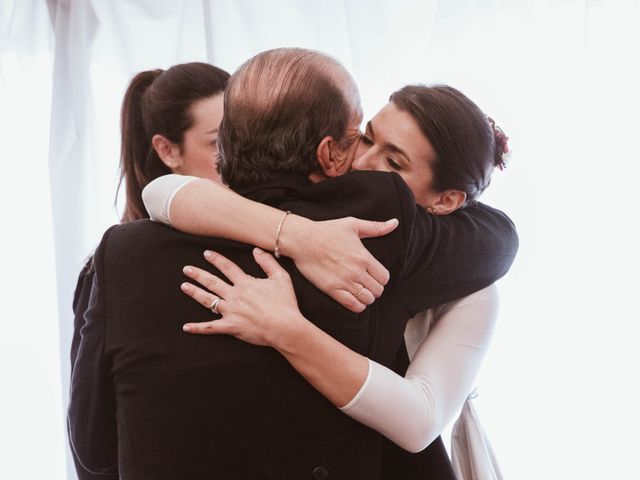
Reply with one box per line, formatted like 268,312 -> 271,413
142,174 -> 499,453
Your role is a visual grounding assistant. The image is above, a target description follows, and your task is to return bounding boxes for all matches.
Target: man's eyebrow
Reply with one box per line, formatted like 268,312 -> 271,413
367,120 -> 410,161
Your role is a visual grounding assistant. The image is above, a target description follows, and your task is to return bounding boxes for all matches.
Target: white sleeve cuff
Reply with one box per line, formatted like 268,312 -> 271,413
142,174 -> 199,226
340,359 -> 435,453
340,358 -> 373,411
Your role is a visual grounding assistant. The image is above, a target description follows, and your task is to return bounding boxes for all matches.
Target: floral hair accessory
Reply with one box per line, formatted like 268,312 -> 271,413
487,116 -> 509,170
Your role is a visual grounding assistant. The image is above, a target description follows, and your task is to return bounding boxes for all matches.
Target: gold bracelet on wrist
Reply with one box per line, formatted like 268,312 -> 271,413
274,210 -> 291,259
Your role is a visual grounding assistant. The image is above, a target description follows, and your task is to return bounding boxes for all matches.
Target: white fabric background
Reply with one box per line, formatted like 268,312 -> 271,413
1,1 -> 639,478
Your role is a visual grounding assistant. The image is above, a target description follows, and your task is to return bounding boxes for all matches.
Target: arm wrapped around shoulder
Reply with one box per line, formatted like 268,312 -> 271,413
340,285 -> 499,452
398,202 -> 517,314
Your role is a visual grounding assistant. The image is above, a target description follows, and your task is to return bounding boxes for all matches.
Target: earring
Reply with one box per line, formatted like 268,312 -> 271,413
426,206 -> 437,215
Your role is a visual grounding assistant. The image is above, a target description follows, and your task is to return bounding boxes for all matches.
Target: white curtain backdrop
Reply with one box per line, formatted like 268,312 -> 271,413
1,1 -> 639,479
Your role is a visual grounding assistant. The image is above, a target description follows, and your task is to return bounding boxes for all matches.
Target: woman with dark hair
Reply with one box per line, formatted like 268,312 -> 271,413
117,61 -> 230,222
361,85 -> 507,211
72,61 -> 229,359
141,82 -> 512,473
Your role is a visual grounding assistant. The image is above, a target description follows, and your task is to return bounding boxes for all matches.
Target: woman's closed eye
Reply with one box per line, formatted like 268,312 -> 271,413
360,133 -> 374,146
385,157 -> 402,171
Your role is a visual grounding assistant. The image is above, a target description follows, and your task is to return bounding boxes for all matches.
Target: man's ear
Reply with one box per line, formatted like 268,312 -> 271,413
314,136 -> 338,179
151,134 -> 182,171
431,190 -> 467,215
314,136 -> 351,179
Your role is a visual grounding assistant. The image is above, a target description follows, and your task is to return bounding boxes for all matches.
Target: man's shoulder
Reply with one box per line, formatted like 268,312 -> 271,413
445,201 -> 519,255
95,219 -> 167,253
105,218 -> 171,237
99,218 -> 201,245
94,219 -> 225,267
285,171 -> 417,222
319,170 -> 414,200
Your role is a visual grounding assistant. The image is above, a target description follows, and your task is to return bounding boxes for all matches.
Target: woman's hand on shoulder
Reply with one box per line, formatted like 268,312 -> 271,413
279,216 -> 398,313
181,248 -> 307,348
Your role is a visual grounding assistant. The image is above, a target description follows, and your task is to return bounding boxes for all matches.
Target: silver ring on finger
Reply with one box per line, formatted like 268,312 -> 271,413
208,296 -> 222,315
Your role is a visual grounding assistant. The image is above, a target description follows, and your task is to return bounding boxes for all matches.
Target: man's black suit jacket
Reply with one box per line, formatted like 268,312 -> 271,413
69,171 -> 518,480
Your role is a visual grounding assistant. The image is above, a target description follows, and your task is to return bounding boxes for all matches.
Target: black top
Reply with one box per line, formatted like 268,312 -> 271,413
69,171 -> 518,480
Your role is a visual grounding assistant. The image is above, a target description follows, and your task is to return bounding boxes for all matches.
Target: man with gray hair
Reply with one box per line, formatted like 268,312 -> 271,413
218,47 -> 363,187
69,48 -> 517,479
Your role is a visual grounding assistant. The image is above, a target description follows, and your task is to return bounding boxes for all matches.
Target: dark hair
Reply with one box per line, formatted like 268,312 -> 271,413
390,85 -> 508,204
117,62 -> 230,222
218,48 -> 357,189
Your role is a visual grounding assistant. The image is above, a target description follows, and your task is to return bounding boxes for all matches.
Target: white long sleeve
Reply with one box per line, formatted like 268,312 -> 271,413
142,174 -> 198,225
340,285 -> 499,453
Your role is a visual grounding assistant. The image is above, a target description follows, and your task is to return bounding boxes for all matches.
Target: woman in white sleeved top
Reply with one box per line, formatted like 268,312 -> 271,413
142,85 -> 511,466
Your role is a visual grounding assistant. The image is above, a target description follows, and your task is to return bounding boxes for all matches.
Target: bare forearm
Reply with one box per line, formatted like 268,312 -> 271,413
170,179 -> 311,255
270,313 -> 369,408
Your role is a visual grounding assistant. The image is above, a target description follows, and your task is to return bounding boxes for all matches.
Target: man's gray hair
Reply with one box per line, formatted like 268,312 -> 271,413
218,48 -> 360,188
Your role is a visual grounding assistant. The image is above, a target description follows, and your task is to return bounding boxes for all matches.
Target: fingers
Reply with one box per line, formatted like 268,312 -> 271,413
183,319 -> 233,335
357,270 -> 385,298
180,281 -> 227,314
354,218 -> 399,239
182,265 -> 232,299
203,250 -> 247,284
366,259 -> 390,289
353,285 -> 376,305
333,290 -> 367,313
352,218 -> 395,288
252,248 -> 289,279
345,260 -> 387,298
